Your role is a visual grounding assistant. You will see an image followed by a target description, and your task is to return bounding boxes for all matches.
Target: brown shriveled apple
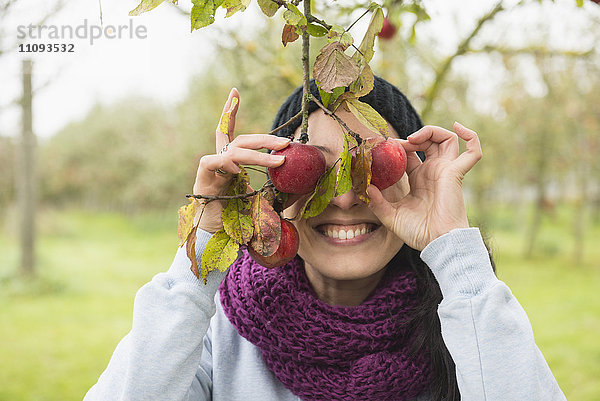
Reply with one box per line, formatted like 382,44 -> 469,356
268,142 -> 326,195
248,218 -> 300,268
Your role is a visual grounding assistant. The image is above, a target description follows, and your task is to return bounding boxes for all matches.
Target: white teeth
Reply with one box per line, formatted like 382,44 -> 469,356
320,224 -> 375,240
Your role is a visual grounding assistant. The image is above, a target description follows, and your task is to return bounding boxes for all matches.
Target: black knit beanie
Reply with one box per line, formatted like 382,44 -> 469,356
271,76 -> 423,142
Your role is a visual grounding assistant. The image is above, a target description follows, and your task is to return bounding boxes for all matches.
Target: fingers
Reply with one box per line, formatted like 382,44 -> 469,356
393,139 -> 423,175
365,185 -> 397,230
453,122 -> 482,174
404,125 -> 459,159
215,88 -> 240,153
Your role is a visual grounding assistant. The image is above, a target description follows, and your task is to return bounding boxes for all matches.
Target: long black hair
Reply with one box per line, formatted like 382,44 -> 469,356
270,77 -> 495,400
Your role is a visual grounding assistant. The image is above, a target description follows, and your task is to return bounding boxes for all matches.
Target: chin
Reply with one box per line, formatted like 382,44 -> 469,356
294,219 -> 402,281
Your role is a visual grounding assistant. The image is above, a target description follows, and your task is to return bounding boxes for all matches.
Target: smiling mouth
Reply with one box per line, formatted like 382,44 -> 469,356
314,223 -> 380,240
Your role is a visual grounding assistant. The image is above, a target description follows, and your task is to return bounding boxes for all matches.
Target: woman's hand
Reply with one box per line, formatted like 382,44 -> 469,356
366,122 -> 482,251
192,88 -> 291,233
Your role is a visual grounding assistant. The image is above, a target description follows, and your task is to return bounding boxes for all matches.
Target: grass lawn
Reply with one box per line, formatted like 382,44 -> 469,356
0,207 -> 598,400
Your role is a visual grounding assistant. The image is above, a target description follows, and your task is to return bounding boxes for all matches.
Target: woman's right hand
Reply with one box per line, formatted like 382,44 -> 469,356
193,88 -> 291,233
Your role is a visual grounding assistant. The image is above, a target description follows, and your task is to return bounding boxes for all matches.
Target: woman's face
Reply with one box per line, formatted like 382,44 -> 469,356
283,109 -> 410,286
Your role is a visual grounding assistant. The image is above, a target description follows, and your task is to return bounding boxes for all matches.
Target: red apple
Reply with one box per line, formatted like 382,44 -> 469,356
377,18 -> 397,40
248,218 -> 299,268
370,139 -> 407,190
268,142 -> 326,194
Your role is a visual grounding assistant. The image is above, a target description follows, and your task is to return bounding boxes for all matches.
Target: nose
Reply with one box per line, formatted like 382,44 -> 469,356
329,188 -> 361,210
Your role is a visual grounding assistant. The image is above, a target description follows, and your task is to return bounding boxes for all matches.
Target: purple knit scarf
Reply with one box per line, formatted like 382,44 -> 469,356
219,249 -> 432,401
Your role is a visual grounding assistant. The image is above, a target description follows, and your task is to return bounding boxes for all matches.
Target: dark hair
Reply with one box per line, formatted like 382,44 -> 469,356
270,77 -> 485,401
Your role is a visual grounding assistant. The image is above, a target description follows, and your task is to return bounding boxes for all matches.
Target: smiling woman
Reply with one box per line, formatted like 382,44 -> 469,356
84,77 -> 566,401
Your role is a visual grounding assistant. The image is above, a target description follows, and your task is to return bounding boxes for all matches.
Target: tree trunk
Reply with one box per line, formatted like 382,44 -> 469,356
18,59 -> 36,276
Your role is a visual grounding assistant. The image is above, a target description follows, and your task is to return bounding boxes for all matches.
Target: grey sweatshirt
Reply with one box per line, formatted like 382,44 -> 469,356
84,228 -> 566,401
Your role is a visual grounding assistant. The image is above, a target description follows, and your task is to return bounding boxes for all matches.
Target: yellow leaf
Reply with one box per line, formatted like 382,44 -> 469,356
177,197 -> 203,247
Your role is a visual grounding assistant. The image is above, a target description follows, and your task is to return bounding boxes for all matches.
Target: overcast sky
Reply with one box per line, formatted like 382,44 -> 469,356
0,0 -> 597,139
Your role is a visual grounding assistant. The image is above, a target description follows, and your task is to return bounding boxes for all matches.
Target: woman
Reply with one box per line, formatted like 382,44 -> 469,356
84,77 -> 565,400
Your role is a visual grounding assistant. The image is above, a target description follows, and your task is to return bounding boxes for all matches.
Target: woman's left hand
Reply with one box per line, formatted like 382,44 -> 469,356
366,122 -> 482,251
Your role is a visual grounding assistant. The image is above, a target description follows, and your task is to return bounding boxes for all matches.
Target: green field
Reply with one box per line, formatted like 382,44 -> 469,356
1,208 -> 599,400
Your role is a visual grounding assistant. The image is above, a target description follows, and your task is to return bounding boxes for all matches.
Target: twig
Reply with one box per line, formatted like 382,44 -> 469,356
346,8 -> 370,32
299,0 -> 311,144
187,183 -> 274,201
307,15 -> 332,30
310,95 -> 362,145
269,109 -> 303,137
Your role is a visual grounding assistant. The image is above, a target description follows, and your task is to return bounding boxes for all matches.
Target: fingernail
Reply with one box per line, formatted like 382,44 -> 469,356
454,121 -> 464,129
274,155 -> 285,163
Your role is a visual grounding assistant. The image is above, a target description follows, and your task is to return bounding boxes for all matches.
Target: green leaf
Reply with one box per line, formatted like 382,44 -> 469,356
349,63 -> 375,98
257,0 -> 280,17
327,25 -> 353,50
313,42 -> 361,93
344,98 -> 388,137
283,4 -> 306,26
335,133 -> 354,196
353,6 -> 383,64
222,167 -> 253,244
129,0 -> 165,16
306,23 -> 328,37
200,229 -> 240,283
224,0 -> 249,17
191,0 -> 222,31
335,132 -> 356,196
302,167 -> 336,218
318,85 -> 345,109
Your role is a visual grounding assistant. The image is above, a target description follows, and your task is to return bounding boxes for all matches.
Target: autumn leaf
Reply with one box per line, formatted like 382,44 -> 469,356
200,229 -> 240,283
352,5 -> 384,64
314,42 -> 360,93
250,191 -> 281,257
177,197 -> 204,247
257,0 -> 280,17
335,133 -> 355,196
187,224 -> 200,278
282,24 -> 299,46
344,98 -> 389,137
191,0 -> 222,31
350,63 -> 375,98
129,0 -> 175,16
222,167 -> 253,244
351,138 -> 378,204
223,0 -> 249,17
218,96 -> 238,137
302,166 -> 336,218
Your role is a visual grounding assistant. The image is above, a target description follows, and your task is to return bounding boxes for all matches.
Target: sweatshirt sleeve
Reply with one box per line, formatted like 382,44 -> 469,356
420,228 -> 566,401
84,229 -> 226,401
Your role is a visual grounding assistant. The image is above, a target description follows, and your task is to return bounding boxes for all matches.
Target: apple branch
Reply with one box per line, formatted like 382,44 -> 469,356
187,182 -> 275,201
299,0 -> 311,144
420,1 -> 504,120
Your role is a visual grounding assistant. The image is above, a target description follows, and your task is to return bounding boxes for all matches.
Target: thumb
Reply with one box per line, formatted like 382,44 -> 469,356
366,185 -> 397,231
